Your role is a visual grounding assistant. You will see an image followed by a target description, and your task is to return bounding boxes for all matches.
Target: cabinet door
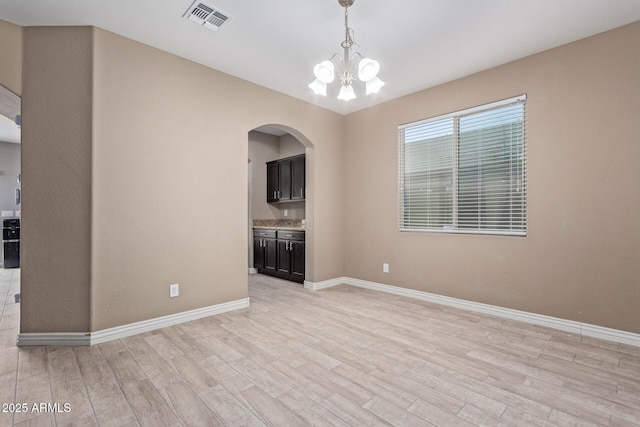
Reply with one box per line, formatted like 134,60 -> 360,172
278,160 -> 292,200
253,237 -> 265,269
277,239 -> 291,274
264,238 -> 277,271
291,156 -> 305,200
290,241 -> 305,280
267,162 -> 279,202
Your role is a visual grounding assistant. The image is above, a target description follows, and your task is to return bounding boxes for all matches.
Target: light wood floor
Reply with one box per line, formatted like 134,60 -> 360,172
1,269 -> 639,426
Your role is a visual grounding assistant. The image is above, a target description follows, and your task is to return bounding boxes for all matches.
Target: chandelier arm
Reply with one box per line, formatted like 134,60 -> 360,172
328,53 -> 343,74
329,53 -> 342,63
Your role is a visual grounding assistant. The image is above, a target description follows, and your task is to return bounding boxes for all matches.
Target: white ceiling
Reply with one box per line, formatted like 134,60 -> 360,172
2,0 -> 640,115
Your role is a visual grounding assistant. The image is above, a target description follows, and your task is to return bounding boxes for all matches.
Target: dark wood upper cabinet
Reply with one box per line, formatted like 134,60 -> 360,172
267,162 -> 280,203
279,161 -> 292,200
266,154 -> 305,203
290,155 -> 305,200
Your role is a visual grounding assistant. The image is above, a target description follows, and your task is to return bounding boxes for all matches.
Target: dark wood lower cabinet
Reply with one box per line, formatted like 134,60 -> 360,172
253,237 -> 264,268
254,237 -> 276,272
253,228 -> 304,283
265,238 -> 277,271
253,229 -> 277,273
277,239 -> 291,274
289,240 -> 305,281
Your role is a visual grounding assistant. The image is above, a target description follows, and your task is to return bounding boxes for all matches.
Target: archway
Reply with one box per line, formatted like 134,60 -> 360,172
247,124 -> 315,284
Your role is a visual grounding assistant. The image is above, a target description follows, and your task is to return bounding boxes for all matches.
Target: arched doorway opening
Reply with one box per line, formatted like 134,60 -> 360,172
247,124 -> 315,285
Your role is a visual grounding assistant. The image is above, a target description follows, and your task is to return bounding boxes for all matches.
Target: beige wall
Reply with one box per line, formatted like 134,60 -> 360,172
279,134 -> 306,159
249,130 -> 280,221
89,29 -> 343,330
344,22 -> 640,334
21,27 -> 94,332
0,20 -> 22,96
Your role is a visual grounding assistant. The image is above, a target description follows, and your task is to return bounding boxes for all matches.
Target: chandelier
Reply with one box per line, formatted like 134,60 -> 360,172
308,0 -> 385,101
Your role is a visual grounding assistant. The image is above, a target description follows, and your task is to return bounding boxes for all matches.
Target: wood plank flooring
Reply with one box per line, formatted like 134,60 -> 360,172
1,268 -> 639,426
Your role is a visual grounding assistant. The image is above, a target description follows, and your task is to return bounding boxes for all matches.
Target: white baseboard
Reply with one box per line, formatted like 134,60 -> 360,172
17,297 -> 250,346
306,276 -> 640,348
304,277 -> 348,291
16,332 -> 90,346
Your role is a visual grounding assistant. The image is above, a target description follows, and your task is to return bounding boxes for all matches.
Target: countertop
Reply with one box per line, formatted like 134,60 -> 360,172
253,226 -> 305,231
252,219 -> 305,231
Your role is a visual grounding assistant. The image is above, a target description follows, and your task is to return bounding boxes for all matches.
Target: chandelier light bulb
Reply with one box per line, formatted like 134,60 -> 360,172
365,76 -> 385,94
337,85 -> 356,101
357,58 -> 380,81
308,79 -> 328,96
313,60 -> 335,83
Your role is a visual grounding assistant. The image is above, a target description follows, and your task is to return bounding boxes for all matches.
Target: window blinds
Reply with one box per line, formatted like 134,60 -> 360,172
398,95 -> 527,236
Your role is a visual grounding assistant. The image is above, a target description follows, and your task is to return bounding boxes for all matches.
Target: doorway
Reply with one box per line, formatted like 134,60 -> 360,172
0,83 -> 22,344
247,124 -> 314,283
0,85 -> 21,268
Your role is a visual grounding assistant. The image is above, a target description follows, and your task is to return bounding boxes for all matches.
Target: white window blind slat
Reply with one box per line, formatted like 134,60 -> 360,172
398,96 -> 527,236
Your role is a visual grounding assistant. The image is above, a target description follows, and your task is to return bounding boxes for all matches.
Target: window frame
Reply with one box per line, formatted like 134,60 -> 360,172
398,95 -> 527,237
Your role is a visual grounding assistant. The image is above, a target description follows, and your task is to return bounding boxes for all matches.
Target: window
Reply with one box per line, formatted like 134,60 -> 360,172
398,95 -> 526,236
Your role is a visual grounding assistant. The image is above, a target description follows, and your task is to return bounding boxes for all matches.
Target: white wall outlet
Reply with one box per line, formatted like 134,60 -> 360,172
169,283 -> 179,298
284,209 -> 288,217
383,263 -> 389,273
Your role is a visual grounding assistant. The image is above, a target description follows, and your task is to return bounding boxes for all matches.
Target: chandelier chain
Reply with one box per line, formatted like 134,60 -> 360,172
342,4 -> 353,48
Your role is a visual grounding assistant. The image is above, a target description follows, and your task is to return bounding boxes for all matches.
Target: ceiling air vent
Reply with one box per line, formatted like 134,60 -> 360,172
184,0 -> 231,31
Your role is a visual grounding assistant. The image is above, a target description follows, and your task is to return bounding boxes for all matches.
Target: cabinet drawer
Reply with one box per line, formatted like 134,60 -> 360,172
253,229 -> 276,238
277,230 -> 305,241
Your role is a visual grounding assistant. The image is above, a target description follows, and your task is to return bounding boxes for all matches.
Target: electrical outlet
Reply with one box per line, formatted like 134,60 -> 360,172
170,283 -> 179,298
284,209 -> 288,217
383,263 -> 389,273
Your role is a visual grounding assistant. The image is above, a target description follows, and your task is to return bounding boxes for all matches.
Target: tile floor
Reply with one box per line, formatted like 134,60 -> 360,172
0,269 -> 639,426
